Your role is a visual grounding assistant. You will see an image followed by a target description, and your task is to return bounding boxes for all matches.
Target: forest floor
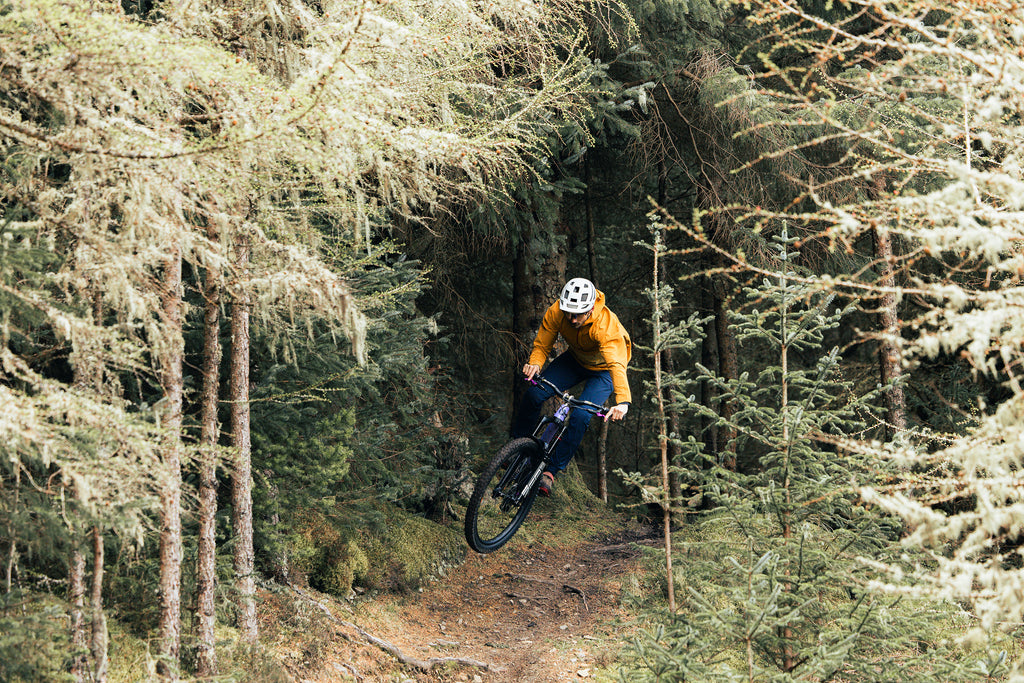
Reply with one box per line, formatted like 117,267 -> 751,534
270,503 -> 663,683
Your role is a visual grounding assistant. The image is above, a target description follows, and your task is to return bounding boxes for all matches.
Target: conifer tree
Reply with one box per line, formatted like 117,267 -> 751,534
0,0 -> 626,675
709,0 -> 1024,668
622,229 -> 991,680
229,231 -> 258,646
195,218 -> 222,677
156,235 -> 185,678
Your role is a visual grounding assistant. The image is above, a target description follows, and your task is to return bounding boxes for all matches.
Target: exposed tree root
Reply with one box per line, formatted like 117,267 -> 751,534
286,583 -> 504,673
341,618 -> 505,673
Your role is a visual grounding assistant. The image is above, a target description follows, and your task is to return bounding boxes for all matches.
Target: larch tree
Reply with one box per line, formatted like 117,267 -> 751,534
195,215 -> 223,677
155,203 -> 186,676
2,0 -> 616,676
229,230 -> 257,645
712,0 -> 1024,670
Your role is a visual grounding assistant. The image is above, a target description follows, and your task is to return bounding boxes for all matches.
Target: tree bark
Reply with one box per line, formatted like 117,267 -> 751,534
195,224 -> 222,677
712,268 -> 738,471
157,239 -> 184,678
70,288 -> 105,682
699,275 -> 719,461
4,509 -> 14,593
874,226 -> 907,440
657,164 -> 682,520
585,155 -> 599,285
90,527 -> 108,683
585,155 -> 608,502
510,223 -> 567,411
511,242 -> 531,417
229,231 -> 258,644
651,232 -> 675,613
69,546 -> 87,683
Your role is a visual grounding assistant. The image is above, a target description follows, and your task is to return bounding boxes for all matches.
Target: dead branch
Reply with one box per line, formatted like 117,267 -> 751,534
341,619 -> 504,673
562,584 -> 589,611
286,583 -> 503,673
506,591 -> 541,602
337,661 -> 362,681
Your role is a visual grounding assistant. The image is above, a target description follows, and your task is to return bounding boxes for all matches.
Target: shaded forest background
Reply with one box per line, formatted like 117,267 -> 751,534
4,0 -> 1024,680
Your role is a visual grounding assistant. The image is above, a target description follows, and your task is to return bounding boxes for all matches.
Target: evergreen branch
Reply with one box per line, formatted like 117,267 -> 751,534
769,0 -> 1019,84
652,200 -> 1013,306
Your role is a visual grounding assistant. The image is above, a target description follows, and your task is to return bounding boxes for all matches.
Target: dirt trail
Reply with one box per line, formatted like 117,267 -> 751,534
333,523 -> 659,682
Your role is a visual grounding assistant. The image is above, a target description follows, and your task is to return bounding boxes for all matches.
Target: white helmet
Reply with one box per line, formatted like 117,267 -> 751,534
559,278 -> 596,314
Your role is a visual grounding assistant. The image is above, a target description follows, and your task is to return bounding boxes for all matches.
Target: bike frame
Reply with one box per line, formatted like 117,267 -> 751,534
496,377 -> 605,507
465,375 -> 610,553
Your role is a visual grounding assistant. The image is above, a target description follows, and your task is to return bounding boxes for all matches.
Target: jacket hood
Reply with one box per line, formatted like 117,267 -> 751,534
588,290 -> 607,318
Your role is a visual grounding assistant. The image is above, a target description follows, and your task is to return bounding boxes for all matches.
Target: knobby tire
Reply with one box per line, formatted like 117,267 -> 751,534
464,438 -> 541,554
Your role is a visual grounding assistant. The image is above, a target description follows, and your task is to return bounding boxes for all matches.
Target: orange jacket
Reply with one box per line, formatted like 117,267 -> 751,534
528,290 -> 632,404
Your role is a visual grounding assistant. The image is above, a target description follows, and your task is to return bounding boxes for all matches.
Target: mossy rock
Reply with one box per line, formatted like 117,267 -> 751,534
553,461 -> 604,509
357,506 -> 466,593
290,504 -> 465,597
289,510 -> 370,597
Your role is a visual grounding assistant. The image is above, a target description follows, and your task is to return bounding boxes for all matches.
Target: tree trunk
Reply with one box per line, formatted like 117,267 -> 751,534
69,546 -> 87,683
4,508 -> 14,593
263,470 -> 289,581
712,268 -> 738,471
511,243 -> 531,418
874,226 -> 907,440
585,155 -> 608,501
157,240 -> 184,679
90,527 -> 108,683
229,232 -> 258,644
661,345 -> 683,520
70,289 -> 105,682
657,165 -> 682,521
510,223 -> 567,410
195,226 -> 222,678
585,155 -> 599,284
699,275 -> 719,461
695,182 -> 737,470
778,255 -> 796,672
651,232 -> 675,612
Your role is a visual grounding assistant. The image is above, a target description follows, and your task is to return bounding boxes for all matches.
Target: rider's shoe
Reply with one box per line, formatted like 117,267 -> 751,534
538,471 -> 554,497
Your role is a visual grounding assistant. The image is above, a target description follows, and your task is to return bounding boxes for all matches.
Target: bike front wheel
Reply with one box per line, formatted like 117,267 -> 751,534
464,438 -> 542,554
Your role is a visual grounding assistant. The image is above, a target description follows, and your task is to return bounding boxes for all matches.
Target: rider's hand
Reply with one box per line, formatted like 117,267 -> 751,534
522,364 -> 541,380
605,403 -> 629,422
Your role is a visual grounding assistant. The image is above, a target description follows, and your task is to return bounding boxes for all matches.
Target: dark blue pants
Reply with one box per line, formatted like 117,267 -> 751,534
511,352 -> 614,475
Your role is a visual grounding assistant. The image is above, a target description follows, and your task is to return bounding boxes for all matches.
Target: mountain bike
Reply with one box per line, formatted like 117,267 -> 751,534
464,376 -> 606,554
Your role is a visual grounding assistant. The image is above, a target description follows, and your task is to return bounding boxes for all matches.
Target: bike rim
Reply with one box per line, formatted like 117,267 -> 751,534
468,448 -> 539,552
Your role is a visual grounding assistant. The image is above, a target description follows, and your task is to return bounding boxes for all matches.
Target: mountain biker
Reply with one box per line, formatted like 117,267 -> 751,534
512,277 -> 632,497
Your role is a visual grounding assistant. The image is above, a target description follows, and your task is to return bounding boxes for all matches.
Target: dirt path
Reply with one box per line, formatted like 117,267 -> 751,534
332,523 -> 659,682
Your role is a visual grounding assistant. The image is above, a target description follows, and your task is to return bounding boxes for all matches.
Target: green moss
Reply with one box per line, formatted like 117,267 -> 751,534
358,507 -> 466,592
558,461 -> 605,508
289,503 -> 465,597
290,510 -> 367,597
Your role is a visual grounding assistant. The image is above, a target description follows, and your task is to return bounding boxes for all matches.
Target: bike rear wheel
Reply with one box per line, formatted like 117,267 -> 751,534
464,438 -> 542,554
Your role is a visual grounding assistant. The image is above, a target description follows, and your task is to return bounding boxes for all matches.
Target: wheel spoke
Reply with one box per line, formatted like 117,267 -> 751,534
465,438 -> 541,553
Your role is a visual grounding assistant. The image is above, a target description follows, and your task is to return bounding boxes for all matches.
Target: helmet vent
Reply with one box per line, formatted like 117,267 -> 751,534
559,278 -> 596,314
